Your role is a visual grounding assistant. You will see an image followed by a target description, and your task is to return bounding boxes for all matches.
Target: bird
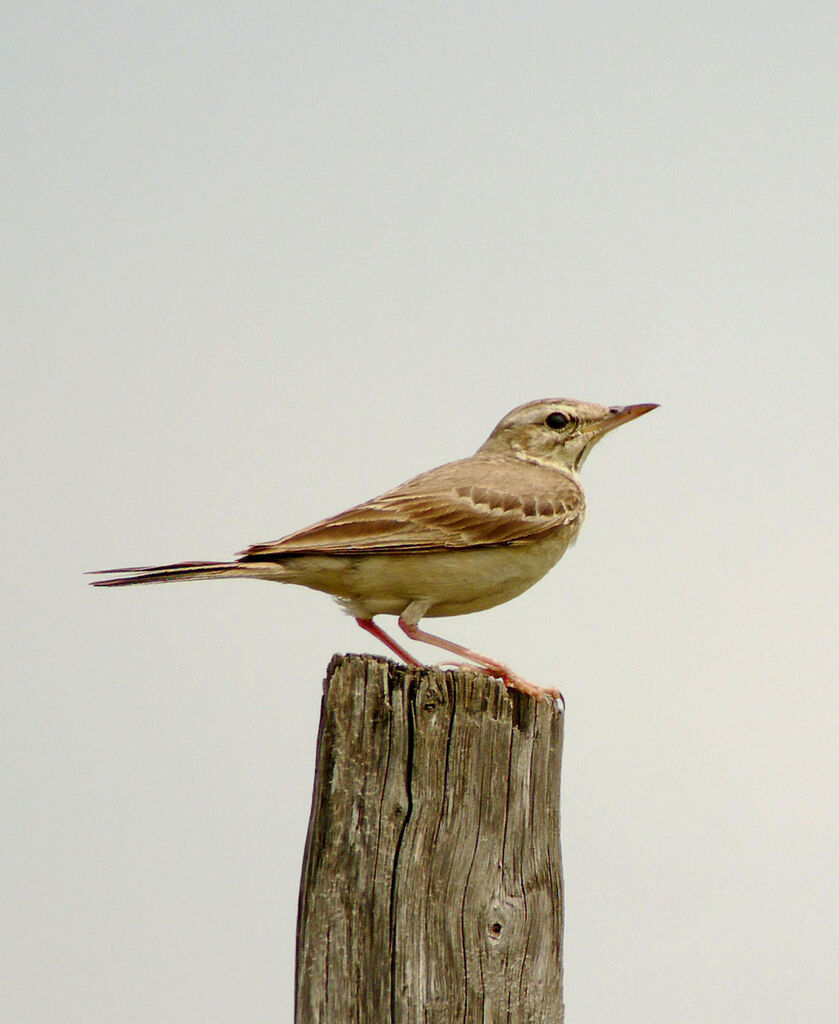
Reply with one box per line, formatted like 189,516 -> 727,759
90,398 -> 657,700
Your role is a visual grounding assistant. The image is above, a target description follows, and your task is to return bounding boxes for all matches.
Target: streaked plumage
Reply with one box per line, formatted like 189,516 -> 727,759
91,398 -> 657,699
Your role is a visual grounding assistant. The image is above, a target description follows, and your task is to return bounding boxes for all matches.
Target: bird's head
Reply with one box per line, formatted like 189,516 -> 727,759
478,398 -> 659,472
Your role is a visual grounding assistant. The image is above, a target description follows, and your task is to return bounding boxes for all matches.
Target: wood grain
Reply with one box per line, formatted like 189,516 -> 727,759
295,654 -> 564,1023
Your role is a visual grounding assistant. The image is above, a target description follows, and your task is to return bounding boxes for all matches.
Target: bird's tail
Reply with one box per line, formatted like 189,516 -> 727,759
87,560 -> 274,587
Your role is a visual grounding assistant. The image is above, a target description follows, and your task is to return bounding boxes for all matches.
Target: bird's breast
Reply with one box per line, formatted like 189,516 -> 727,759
301,522 -> 582,619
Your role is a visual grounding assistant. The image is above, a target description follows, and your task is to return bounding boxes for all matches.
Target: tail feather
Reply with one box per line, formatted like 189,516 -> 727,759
87,560 -> 226,576
88,560 -> 263,587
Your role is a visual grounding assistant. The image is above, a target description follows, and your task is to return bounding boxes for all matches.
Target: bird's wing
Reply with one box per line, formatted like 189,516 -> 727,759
238,457 -> 584,560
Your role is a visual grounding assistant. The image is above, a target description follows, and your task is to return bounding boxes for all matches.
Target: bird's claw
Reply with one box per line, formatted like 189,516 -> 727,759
430,660 -> 563,708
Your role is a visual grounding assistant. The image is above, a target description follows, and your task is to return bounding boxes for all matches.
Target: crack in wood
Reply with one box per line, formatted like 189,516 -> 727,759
295,654 -> 564,1023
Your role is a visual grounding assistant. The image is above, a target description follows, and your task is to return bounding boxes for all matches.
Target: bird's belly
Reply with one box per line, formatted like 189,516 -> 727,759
282,527 -> 579,619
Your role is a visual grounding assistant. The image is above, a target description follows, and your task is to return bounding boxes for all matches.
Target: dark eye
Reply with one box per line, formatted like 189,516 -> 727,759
545,411 -> 570,430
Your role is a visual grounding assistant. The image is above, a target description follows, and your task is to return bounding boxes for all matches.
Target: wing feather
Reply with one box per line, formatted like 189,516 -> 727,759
238,456 -> 583,561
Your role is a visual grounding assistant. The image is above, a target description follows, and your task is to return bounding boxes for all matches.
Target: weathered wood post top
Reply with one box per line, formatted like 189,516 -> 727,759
296,653 -> 565,1024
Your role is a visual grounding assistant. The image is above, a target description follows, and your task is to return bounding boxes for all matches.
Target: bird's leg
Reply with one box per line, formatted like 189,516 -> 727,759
355,617 -> 423,666
398,618 -> 563,704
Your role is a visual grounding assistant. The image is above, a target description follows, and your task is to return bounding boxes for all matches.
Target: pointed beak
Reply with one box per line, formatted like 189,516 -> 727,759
585,403 -> 659,438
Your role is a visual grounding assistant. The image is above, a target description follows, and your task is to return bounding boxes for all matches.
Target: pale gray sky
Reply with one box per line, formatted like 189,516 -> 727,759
3,3 -> 837,1022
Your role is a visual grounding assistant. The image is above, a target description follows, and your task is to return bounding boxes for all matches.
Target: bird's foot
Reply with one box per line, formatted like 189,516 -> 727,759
498,670 -> 565,708
395,619 -> 563,706
437,660 -> 564,708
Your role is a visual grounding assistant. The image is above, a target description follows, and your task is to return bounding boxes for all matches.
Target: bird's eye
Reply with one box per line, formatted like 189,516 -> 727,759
545,411 -> 570,430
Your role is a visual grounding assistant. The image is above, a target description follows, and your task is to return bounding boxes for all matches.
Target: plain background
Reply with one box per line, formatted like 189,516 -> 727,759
3,3 -> 837,1022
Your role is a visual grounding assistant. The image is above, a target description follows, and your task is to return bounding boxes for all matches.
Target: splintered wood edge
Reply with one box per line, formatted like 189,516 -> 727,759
322,652 -> 564,722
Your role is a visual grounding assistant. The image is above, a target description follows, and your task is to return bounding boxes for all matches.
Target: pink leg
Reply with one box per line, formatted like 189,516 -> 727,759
398,618 -> 563,704
355,617 -> 423,666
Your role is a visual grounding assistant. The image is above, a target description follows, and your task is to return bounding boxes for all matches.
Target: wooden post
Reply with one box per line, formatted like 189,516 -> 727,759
295,654 -> 565,1024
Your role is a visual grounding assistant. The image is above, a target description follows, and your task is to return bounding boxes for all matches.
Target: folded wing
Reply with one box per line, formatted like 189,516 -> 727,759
239,456 -> 583,560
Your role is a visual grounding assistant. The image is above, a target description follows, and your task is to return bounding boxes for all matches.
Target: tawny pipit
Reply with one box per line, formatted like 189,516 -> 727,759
91,398 -> 657,700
